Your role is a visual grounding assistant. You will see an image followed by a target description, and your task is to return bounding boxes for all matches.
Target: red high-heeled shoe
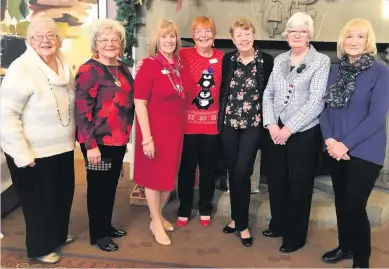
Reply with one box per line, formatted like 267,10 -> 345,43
176,218 -> 188,227
200,217 -> 211,227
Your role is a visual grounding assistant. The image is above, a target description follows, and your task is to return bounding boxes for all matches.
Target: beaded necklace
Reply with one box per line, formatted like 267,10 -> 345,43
46,77 -> 71,127
42,59 -> 71,127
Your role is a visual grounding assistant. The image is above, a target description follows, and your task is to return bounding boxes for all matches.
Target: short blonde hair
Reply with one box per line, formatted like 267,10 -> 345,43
89,18 -> 126,52
336,18 -> 377,59
148,20 -> 181,56
282,12 -> 314,39
26,17 -> 62,45
191,16 -> 217,36
229,18 -> 255,37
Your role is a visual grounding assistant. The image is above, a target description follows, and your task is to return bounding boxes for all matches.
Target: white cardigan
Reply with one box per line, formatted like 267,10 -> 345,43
0,45 -> 76,167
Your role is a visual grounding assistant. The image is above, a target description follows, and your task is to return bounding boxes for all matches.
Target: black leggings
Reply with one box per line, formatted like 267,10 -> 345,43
80,144 -> 126,244
327,154 -> 381,268
221,126 -> 261,231
264,125 -> 321,246
177,134 -> 219,217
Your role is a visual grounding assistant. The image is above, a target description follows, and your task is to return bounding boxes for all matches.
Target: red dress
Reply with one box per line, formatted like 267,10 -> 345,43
134,56 -> 191,191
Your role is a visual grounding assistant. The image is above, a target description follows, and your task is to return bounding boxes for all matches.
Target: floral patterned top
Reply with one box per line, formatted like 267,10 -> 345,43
224,52 -> 261,129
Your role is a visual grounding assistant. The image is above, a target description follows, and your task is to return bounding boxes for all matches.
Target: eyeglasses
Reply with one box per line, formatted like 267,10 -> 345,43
193,29 -> 213,36
96,38 -> 121,46
288,30 -> 309,36
31,33 -> 57,42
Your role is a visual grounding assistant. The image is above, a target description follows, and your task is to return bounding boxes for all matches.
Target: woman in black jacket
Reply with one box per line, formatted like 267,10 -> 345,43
218,18 -> 273,247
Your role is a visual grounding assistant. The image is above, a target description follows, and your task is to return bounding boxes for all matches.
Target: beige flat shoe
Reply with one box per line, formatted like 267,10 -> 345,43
36,252 -> 60,264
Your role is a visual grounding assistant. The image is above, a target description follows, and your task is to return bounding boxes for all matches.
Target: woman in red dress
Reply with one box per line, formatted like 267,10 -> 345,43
134,20 -> 191,246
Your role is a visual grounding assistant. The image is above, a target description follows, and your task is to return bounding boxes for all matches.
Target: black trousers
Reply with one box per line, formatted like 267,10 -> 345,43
5,151 -> 75,258
221,126 -> 261,231
80,144 -> 126,244
264,124 -> 321,246
177,134 -> 219,217
327,154 -> 381,268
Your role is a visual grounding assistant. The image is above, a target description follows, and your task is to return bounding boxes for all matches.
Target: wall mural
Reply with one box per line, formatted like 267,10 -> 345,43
260,0 -> 318,38
0,0 -> 99,76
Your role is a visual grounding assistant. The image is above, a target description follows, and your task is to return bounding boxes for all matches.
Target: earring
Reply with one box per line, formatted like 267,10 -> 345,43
94,50 -> 99,59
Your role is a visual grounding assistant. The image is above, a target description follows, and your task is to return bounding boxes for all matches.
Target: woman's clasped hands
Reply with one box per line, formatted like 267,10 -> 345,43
325,138 -> 350,161
268,124 -> 292,145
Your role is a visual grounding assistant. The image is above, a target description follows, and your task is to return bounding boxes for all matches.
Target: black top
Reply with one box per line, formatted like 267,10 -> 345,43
217,47 -> 274,134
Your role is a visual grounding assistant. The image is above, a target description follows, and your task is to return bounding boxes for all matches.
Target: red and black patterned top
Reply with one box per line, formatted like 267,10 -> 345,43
75,59 -> 135,150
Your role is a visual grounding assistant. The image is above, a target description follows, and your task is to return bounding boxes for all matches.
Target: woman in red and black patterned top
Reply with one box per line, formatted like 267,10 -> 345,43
75,18 -> 134,252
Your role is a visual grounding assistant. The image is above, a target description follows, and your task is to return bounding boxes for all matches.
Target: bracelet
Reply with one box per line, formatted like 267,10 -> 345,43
141,137 -> 153,145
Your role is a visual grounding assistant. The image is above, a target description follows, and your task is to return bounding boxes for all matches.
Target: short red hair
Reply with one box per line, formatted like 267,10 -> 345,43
191,16 -> 217,35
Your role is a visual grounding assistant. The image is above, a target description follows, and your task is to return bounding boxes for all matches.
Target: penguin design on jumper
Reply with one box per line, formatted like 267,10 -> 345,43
192,67 -> 215,110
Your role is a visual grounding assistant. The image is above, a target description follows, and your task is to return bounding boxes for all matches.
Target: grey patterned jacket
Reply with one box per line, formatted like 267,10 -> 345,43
262,45 -> 331,134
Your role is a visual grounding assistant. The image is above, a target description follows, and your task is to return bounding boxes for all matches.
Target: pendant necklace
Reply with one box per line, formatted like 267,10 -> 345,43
105,65 -> 122,87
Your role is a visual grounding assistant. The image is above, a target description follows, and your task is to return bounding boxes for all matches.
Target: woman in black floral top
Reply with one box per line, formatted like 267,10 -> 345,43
225,49 -> 263,129
218,18 -> 273,247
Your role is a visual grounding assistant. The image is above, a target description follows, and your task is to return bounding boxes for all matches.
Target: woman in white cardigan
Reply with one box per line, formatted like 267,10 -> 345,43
0,18 -> 75,264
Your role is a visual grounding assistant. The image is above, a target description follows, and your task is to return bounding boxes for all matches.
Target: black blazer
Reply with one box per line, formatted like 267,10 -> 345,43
217,48 -> 274,133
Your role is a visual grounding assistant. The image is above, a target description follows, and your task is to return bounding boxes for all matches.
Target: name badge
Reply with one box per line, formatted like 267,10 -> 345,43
209,58 -> 218,64
161,69 -> 170,74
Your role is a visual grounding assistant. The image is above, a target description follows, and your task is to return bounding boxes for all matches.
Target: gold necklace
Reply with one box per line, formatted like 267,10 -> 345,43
105,65 -> 122,87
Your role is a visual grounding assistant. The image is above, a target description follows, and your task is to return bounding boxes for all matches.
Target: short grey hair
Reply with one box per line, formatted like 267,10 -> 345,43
282,12 -> 314,39
26,17 -> 61,45
89,18 -> 126,52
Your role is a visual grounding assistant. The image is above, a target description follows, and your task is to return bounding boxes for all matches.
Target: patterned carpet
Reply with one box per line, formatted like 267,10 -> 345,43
2,157 -> 389,268
1,247 -> 198,268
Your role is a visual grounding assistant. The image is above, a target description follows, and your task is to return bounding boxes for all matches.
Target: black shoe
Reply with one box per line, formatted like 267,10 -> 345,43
95,237 -> 118,252
241,237 -> 253,247
279,243 -> 305,253
222,225 -> 237,234
109,227 -> 127,238
322,246 -> 353,263
262,229 -> 281,238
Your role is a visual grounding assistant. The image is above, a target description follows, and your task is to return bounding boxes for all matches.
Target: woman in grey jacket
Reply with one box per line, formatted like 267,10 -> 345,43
262,12 -> 330,253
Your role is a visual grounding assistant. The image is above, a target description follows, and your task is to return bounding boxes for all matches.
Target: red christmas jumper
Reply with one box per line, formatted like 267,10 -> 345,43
179,48 -> 224,134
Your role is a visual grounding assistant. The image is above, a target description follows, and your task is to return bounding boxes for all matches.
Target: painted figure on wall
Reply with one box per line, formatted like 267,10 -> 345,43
291,0 -> 317,19
261,0 -> 292,38
0,0 -> 98,76
260,0 -> 318,38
